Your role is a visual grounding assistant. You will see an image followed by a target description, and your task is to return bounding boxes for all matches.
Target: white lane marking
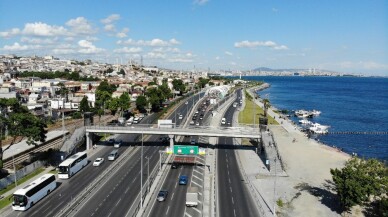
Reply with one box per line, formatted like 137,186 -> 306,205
185,212 -> 193,217
198,191 -> 202,196
191,180 -> 203,188
230,187 -> 232,193
234,209 -> 236,217
125,187 -> 130,193
227,170 -> 229,175
193,207 -> 202,214
91,213 -> 94,216
192,174 -> 201,180
171,192 -> 175,201
165,206 -> 170,215
108,212 -> 112,217
115,197 -> 122,207
232,196 -> 234,204
229,178 -> 231,184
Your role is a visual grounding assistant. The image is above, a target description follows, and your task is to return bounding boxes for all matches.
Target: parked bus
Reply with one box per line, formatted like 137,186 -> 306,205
58,151 -> 88,179
12,174 -> 56,211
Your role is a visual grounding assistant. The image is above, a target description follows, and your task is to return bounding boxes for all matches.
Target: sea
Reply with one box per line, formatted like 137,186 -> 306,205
240,76 -> 388,162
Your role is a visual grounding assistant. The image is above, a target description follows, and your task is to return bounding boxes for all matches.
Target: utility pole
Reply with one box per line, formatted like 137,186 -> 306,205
273,158 -> 277,216
140,132 -> 143,208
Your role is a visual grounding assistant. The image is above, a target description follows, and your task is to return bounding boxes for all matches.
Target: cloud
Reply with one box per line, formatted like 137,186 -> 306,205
113,47 -> 142,53
193,0 -> 209,5
273,45 -> 289,50
1,42 -> 40,51
21,37 -> 58,44
0,28 -> 21,38
215,56 -> 220,60
340,61 -> 388,70
152,47 -> 180,53
101,14 -> 121,24
22,22 -> 69,37
145,52 -> 166,59
225,51 -> 233,56
168,58 -> 193,63
117,38 -> 181,47
116,28 -> 129,38
78,39 -> 104,54
66,17 -> 97,35
234,40 -> 288,50
104,24 -> 116,32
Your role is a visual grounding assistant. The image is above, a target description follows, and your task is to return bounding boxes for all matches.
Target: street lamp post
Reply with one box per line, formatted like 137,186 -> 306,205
140,132 -> 143,208
12,153 -> 17,187
146,156 -> 150,192
273,158 -> 277,216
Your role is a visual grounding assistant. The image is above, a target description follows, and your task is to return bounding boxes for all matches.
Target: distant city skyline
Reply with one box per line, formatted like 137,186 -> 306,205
0,0 -> 387,76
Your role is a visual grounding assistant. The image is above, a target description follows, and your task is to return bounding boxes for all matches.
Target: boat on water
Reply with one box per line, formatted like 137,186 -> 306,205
294,110 -> 314,118
309,123 -> 330,134
299,119 -> 312,125
295,109 -> 321,118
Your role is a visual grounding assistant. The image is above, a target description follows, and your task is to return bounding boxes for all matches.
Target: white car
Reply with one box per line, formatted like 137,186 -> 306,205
178,114 -> 183,119
93,158 -> 104,166
185,101 -> 189,105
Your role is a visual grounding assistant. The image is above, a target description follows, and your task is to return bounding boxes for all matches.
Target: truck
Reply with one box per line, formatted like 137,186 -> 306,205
186,186 -> 199,207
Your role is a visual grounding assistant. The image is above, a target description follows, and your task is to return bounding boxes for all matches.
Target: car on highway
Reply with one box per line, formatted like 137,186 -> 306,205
227,121 -> 231,125
114,140 -> 122,148
195,122 -> 200,126
179,175 -> 188,185
93,158 -> 104,166
190,120 -> 195,125
157,190 -> 168,202
221,118 -> 226,125
159,136 -> 170,143
171,163 -> 179,169
107,138 -> 115,145
179,114 -> 183,119
190,138 -> 196,145
185,101 -> 188,105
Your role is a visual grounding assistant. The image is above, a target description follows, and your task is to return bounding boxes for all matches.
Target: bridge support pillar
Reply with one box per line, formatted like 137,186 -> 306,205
169,134 -> 175,149
86,132 -> 93,150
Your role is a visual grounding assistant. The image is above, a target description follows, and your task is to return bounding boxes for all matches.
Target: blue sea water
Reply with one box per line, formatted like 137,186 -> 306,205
243,76 -> 388,161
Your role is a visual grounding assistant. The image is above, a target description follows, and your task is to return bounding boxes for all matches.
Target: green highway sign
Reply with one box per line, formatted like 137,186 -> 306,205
174,145 -> 199,155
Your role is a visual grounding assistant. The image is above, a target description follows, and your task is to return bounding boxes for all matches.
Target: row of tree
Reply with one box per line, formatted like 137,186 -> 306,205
18,71 -> 99,81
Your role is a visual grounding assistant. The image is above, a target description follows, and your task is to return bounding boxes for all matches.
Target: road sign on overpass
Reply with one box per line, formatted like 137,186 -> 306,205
174,145 -> 198,155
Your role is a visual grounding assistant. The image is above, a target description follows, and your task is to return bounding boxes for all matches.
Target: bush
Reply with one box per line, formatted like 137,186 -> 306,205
72,112 -> 82,119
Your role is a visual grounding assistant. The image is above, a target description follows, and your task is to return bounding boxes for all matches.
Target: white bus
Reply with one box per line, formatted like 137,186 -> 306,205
58,151 -> 88,179
12,174 -> 56,211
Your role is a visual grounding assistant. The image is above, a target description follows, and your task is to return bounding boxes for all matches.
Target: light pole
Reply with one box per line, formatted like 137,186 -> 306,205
273,157 -> 277,216
159,151 -> 162,171
146,156 -> 150,192
12,148 -> 20,187
140,132 -> 143,208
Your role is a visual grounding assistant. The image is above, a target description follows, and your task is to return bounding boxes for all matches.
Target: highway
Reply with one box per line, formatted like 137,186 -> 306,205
66,93 -> 204,217
6,93 -> 204,217
217,89 -> 260,217
148,97 -> 210,217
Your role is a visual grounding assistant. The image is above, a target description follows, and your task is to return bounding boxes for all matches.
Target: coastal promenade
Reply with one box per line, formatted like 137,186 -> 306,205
233,86 -> 360,217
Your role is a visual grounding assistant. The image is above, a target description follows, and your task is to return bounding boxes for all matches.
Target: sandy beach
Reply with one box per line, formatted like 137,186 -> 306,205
243,87 -> 363,217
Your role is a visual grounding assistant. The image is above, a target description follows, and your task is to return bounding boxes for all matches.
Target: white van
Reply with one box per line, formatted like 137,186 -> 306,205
108,150 -> 119,161
221,118 -> 226,125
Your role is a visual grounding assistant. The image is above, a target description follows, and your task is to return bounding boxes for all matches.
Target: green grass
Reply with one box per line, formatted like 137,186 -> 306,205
0,167 -> 45,210
238,98 -> 278,125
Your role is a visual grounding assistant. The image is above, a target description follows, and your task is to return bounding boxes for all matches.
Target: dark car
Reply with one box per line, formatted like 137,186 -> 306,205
179,175 -> 188,185
171,163 -> 179,169
157,190 -> 168,202
107,139 -> 115,145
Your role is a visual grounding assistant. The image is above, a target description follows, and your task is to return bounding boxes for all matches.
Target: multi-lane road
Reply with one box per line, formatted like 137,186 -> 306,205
6,93 -> 203,217
217,90 -> 259,217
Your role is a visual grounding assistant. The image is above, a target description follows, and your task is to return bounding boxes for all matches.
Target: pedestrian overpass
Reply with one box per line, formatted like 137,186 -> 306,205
85,124 -> 261,149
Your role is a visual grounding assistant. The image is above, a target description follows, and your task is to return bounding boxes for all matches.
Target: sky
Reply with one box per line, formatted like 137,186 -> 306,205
0,0 -> 387,75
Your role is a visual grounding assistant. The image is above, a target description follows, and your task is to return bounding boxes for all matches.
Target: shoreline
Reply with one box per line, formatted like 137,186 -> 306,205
245,85 -> 358,217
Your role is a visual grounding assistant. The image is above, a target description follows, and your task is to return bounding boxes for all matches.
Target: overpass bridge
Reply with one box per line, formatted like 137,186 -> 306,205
85,124 -> 261,149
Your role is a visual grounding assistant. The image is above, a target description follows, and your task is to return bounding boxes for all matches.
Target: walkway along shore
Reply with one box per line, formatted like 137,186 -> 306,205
234,85 -> 363,217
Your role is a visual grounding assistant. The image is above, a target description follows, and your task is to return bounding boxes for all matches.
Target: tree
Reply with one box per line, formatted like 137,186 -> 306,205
118,68 -> 125,75
136,95 -> 148,112
96,80 -> 116,94
118,92 -> 130,116
330,157 -> 388,211
172,79 -> 186,94
56,82 -> 68,99
0,98 -> 47,169
79,96 -> 90,113
108,97 -> 121,116
198,77 -> 210,88
263,98 -> 271,117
